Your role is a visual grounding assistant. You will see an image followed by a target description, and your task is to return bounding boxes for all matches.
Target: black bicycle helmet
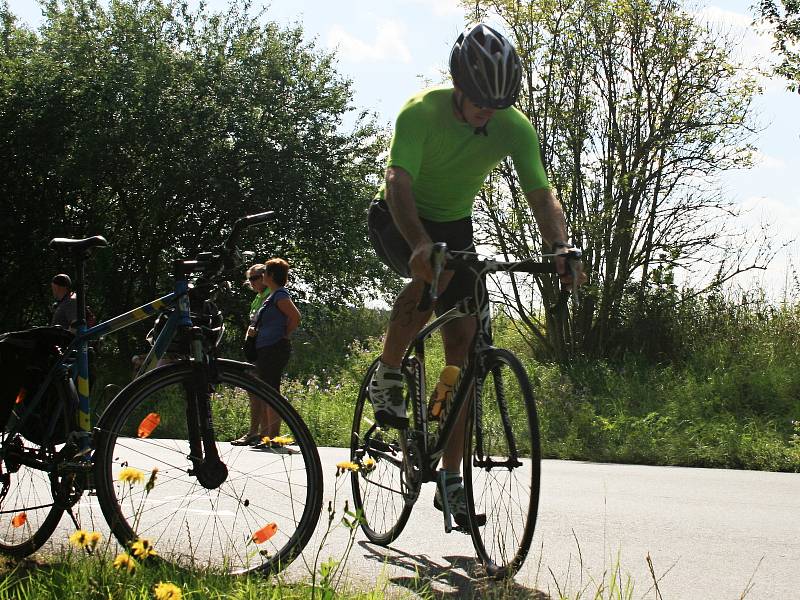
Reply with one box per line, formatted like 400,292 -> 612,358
449,23 -> 522,109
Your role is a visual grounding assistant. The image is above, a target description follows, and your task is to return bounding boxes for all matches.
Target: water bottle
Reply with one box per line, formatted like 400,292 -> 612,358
428,365 -> 460,421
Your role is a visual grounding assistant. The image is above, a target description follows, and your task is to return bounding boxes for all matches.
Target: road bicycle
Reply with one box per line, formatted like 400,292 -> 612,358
349,242 -> 580,578
0,213 -> 323,575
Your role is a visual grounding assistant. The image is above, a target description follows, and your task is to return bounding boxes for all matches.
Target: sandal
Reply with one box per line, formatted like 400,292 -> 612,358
230,433 -> 261,446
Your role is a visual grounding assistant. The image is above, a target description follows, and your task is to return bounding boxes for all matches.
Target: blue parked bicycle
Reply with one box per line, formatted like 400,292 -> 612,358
0,213 -> 322,575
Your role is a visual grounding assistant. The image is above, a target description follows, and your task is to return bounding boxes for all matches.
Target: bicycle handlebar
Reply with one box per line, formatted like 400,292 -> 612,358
224,211 -> 276,249
416,244 -> 583,312
175,212 -> 277,279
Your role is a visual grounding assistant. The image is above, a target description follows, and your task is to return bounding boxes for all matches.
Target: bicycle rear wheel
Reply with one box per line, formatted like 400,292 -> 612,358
350,358 -> 416,545
463,348 -> 541,578
93,359 -> 322,575
0,383 -> 72,557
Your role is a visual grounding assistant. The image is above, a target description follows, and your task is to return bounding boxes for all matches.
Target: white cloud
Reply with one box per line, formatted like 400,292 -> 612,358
327,21 -> 412,64
693,5 -> 786,91
752,150 -> 786,169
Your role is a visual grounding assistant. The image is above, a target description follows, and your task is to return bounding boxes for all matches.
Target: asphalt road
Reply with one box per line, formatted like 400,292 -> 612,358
45,445 -> 799,599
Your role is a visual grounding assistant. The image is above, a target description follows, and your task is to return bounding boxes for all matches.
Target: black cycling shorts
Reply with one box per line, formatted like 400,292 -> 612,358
367,199 -> 480,315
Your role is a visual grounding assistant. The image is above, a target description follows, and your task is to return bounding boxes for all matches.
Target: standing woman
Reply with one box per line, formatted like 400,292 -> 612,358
255,258 -> 300,441
232,264 -> 271,446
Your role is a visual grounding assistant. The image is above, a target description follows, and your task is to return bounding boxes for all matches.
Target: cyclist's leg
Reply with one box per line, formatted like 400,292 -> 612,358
439,316 -> 474,465
368,201 -> 434,426
368,203 -> 467,427
369,200 -> 437,367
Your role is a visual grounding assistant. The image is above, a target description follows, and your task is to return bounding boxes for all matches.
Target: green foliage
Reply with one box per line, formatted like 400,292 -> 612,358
0,0 -> 392,352
756,0 -> 800,91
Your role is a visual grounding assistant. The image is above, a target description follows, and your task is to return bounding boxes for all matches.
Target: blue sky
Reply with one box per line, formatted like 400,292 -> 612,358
7,0 -> 798,296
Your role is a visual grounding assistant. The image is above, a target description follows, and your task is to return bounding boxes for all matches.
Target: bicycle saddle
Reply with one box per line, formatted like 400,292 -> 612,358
49,236 -> 109,252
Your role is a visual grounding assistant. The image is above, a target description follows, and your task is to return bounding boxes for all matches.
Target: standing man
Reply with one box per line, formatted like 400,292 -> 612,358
51,273 -> 77,330
367,24 -> 583,527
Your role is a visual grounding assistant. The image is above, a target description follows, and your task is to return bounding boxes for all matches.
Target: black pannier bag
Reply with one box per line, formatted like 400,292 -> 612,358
0,327 -> 74,444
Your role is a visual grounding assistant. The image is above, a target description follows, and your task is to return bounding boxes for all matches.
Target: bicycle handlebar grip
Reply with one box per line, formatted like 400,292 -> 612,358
242,211 -> 276,226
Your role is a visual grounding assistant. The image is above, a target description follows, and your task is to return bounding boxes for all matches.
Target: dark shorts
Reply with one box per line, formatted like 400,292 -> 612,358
255,338 -> 291,394
367,199 -> 480,314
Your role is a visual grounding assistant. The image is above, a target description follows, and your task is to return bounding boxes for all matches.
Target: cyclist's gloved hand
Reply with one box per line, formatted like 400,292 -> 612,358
553,242 -> 587,289
409,240 -> 435,283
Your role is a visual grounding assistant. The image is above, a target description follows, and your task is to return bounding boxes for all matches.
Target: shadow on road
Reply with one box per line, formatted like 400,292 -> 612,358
358,541 -> 552,599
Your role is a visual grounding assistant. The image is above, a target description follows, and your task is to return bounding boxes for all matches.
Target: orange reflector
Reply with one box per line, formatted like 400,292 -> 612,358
251,523 -> 278,544
15,388 -> 26,405
137,413 -> 161,438
11,513 -> 27,528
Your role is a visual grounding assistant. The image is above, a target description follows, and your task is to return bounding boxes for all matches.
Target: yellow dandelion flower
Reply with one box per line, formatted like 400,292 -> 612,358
118,466 -> 145,485
260,436 -> 271,445
69,529 -> 89,548
362,457 -> 377,472
131,538 -> 157,559
154,582 -> 182,600
335,460 -> 360,475
271,435 -> 294,446
112,552 -> 137,573
87,531 -> 102,549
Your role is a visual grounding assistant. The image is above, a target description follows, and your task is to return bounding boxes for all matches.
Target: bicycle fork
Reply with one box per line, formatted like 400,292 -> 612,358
185,330 -> 228,489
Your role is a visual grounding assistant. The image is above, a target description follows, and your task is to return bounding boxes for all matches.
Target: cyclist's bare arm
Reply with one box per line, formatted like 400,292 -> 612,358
385,167 -> 433,282
525,187 -> 586,286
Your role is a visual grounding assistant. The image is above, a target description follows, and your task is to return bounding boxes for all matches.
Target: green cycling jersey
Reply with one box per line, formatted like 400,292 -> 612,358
379,87 -> 550,222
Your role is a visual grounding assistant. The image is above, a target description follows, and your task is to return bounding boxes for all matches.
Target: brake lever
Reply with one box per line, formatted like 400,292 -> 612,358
417,242 -> 447,312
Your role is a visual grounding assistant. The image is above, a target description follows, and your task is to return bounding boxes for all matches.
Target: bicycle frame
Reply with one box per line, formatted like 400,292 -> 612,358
3,280 -> 191,457
401,294 -> 491,483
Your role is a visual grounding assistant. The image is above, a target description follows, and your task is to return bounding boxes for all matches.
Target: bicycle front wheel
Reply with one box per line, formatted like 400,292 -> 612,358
464,348 -> 541,579
93,359 -> 322,575
350,358 -> 415,545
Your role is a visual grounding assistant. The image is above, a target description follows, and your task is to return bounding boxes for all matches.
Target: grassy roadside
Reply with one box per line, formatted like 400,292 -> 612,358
0,548 -> 659,600
283,324 -> 800,473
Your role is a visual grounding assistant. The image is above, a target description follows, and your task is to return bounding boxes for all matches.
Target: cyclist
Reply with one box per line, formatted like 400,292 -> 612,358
367,23 -> 584,527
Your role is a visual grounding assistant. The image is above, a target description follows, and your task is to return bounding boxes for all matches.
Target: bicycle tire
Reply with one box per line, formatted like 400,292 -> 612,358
463,348 -> 541,578
0,381 -> 73,557
350,357 -> 416,545
93,359 -> 322,575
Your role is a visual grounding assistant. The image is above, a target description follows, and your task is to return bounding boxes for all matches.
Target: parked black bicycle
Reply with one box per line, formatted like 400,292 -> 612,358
349,242 -> 581,578
0,213 -> 323,575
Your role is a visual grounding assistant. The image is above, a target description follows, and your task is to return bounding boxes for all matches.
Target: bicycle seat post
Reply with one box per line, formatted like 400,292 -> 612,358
71,249 -> 90,333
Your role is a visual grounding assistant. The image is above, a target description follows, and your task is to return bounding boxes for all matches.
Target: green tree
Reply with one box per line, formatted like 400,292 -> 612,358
756,0 -> 800,91
0,0 -> 390,352
465,0 -> 764,360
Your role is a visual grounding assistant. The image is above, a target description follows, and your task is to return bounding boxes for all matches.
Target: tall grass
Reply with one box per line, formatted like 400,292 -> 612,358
283,293 -> 800,472
88,293 -> 800,471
